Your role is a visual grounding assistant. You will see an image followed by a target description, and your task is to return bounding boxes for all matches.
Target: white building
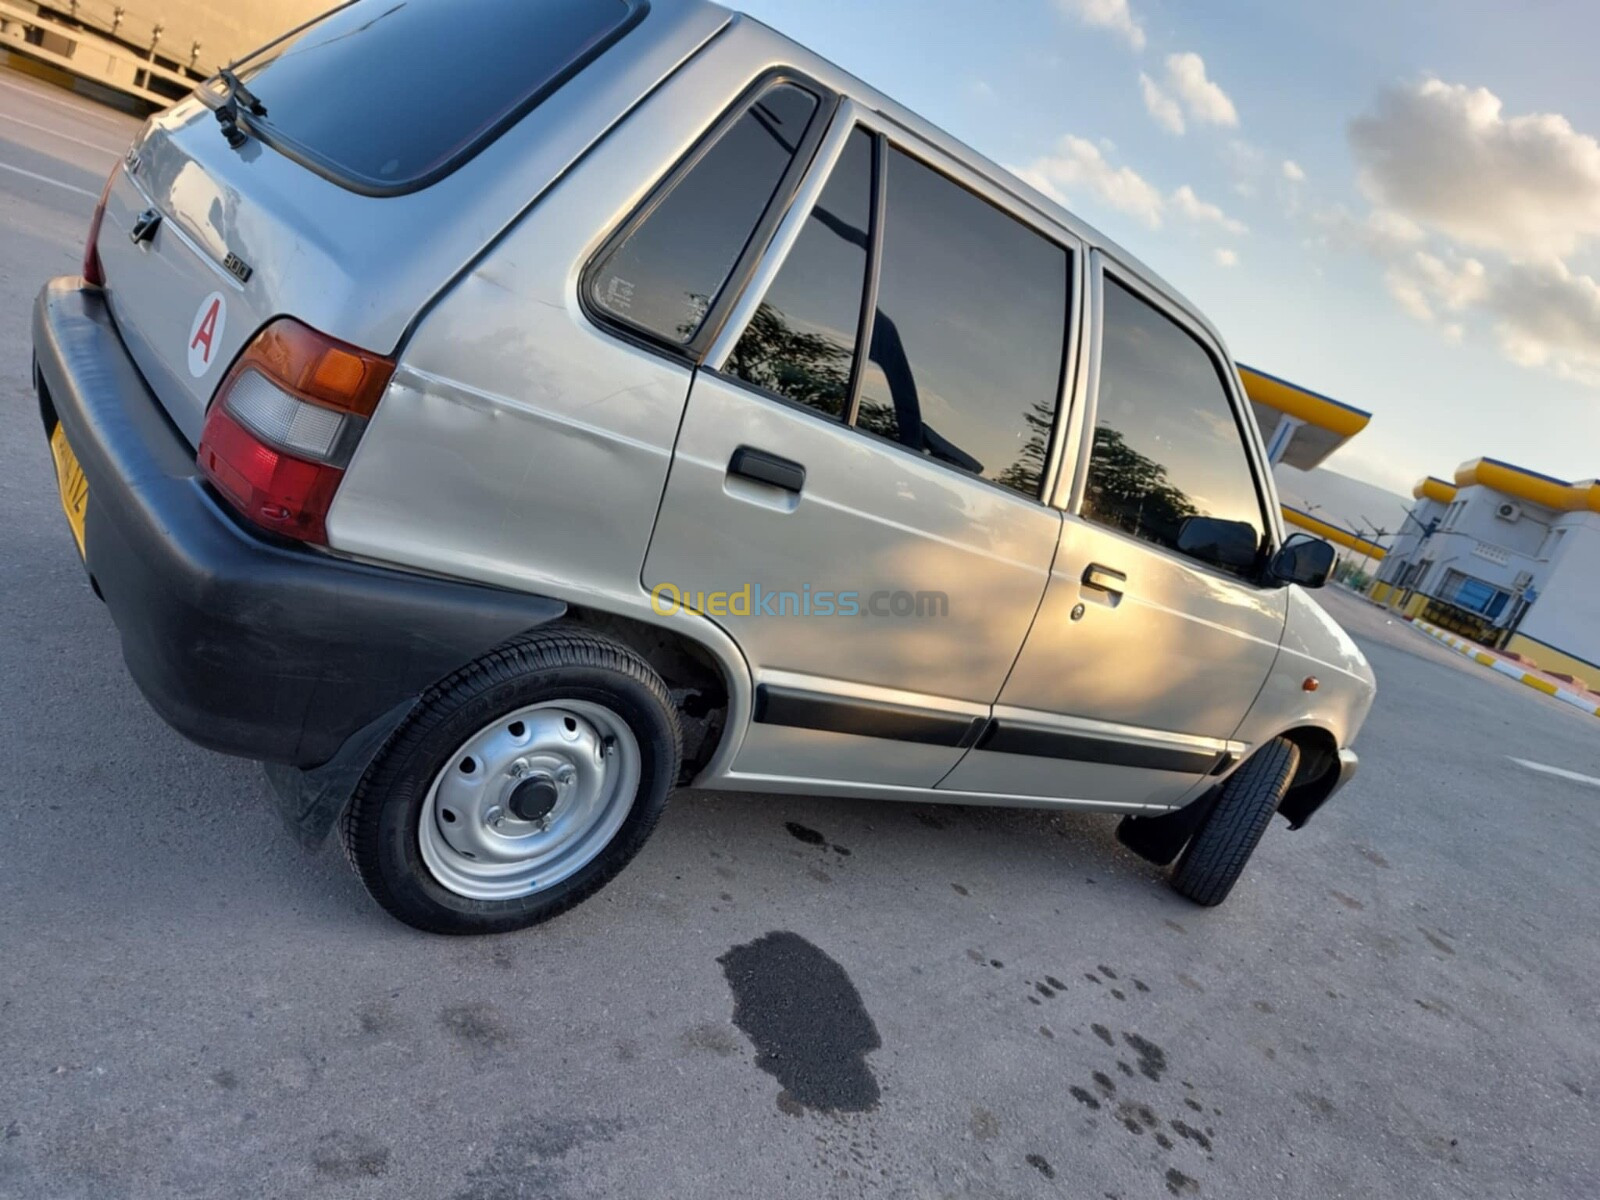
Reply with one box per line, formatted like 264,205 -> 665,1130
1375,459 -> 1600,686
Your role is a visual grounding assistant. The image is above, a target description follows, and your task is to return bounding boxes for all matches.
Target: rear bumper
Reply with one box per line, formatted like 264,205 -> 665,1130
32,277 -> 564,767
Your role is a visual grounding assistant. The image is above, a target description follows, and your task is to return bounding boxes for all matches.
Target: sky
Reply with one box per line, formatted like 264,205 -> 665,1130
734,0 -> 1600,499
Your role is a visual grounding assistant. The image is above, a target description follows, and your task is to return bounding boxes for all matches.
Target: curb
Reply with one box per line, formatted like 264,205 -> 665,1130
1413,621 -> 1600,717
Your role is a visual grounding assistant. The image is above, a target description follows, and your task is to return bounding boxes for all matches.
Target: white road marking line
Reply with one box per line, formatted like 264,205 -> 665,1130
0,159 -> 96,197
1510,758 -> 1600,789
0,111 -> 123,156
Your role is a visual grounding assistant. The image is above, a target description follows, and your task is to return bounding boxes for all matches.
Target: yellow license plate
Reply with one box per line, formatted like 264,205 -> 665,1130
49,423 -> 88,559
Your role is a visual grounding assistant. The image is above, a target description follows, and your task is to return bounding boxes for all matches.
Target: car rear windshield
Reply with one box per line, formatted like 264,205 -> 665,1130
233,0 -> 645,195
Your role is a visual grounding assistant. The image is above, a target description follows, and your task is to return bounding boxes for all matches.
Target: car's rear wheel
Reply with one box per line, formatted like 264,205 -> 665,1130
341,628 -> 680,934
1169,737 -> 1300,907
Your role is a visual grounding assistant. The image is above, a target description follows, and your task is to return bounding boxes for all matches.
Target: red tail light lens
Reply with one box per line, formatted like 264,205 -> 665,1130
83,168 -> 116,286
198,319 -> 395,545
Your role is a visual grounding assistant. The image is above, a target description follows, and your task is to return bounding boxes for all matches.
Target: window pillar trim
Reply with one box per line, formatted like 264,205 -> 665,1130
843,131 -> 888,428
704,94 -> 862,374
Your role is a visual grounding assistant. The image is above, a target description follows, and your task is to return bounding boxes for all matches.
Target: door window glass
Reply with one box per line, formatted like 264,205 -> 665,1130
1083,280 -> 1266,572
725,129 -> 874,418
588,82 -> 820,346
855,147 -> 1069,498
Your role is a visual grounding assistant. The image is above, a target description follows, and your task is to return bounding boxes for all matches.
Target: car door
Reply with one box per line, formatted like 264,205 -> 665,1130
643,102 -> 1081,789
939,255 -> 1288,809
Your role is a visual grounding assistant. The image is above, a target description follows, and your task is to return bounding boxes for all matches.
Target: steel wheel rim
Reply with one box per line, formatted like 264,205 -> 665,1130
417,700 -> 641,901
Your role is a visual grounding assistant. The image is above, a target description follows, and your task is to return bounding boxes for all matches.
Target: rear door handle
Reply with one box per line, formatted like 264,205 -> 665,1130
728,446 -> 806,493
1082,563 -> 1127,597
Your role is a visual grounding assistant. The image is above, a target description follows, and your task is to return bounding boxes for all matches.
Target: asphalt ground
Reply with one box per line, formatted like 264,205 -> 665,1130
2,68 -> 1597,1200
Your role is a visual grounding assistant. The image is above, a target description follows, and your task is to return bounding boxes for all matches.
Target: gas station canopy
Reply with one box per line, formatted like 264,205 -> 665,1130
1238,365 -> 1372,470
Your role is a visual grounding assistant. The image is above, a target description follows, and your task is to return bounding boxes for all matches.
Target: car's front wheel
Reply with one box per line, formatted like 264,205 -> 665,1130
1169,736 -> 1300,907
341,628 -> 680,934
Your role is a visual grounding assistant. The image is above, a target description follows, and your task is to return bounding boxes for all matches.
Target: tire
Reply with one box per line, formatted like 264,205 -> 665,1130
1169,737 -> 1300,907
341,627 -> 680,935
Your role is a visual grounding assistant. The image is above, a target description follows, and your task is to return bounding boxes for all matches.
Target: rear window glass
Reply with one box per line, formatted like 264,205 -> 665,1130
587,82 -> 821,347
234,0 -> 642,194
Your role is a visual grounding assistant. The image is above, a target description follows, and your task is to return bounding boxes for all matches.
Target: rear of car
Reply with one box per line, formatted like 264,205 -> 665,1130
35,0 -> 724,767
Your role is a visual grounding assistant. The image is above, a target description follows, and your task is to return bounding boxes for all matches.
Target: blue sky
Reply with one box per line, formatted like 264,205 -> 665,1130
736,0 -> 1600,497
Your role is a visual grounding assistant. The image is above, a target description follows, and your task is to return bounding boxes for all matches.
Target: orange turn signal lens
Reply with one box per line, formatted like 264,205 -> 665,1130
224,318 -> 395,417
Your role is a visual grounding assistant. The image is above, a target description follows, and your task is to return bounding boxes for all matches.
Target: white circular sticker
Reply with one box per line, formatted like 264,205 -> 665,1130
187,291 -> 227,378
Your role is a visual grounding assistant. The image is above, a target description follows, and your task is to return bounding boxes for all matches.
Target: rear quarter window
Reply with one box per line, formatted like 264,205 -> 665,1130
231,0 -> 646,194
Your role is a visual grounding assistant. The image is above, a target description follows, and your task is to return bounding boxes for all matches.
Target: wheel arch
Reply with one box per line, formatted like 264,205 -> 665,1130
1272,723 -> 1343,829
560,604 -> 747,784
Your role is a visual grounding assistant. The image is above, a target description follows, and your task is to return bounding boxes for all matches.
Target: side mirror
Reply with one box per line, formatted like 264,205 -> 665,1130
1175,516 -> 1260,571
1270,533 -> 1336,588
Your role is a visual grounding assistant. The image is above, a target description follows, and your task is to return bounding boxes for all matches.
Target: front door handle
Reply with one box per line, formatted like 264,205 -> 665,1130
728,446 -> 806,493
1082,563 -> 1127,597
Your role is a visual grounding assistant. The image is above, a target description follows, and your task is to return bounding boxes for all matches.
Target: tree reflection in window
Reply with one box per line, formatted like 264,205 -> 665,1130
1081,426 -> 1199,546
725,302 -> 854,414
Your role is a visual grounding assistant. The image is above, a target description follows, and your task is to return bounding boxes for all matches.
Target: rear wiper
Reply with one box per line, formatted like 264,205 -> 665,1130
211,67 -> 267,149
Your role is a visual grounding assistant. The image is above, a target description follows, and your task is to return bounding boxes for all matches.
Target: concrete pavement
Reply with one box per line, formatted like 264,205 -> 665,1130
1,70 -> 1596,1200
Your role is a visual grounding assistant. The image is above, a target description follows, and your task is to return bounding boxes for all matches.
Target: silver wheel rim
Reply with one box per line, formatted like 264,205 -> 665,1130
417,700 -> 641,901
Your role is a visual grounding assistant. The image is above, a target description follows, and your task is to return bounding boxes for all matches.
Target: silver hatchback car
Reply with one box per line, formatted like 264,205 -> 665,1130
34,0 -> 1375,934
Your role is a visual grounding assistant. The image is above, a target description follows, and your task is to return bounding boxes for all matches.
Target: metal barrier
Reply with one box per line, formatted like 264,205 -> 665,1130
0,0 -> 203,107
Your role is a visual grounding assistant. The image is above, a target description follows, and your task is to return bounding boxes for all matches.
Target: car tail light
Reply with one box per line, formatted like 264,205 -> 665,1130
83,168 -> 116,286
197,319 -> 395,544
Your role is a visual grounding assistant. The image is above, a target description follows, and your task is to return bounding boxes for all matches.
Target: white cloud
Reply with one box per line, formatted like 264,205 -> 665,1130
1282,159 -> 1306,182
1164,53 -> 1239,128
1486,258 -> 1600,381
1011,136 -> 1165,227
1011,164 -> 1070,207
1350,78 -> 1600,258
1414,252 -> 1489,310
1215,248 -> 1239,268
1383,251 -> 1487,324
1383,268 -> 1435,322
1139,73 -> 1185,135
1056,0 -> 1145,52
1315,205 -> 1427,257
1171,184 -> 1248,234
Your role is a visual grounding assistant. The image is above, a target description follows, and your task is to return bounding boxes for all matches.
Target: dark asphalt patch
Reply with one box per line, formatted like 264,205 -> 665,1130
718,931 -> 881,1113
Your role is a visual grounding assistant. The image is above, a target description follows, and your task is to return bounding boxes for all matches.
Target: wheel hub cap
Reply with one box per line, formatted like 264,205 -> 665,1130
417,701 -> 641,901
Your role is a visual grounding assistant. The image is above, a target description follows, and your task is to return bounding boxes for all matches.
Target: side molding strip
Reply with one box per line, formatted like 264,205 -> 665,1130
976,720 -> 1223,774
753,684 -> 983,748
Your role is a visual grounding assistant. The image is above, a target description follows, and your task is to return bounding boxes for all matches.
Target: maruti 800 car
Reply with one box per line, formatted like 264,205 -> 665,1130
34,0 -> 1375,933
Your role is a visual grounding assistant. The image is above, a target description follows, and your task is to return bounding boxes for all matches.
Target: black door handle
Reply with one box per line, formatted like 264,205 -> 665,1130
728,446 -> 806,492
1082,563 -> 1127,596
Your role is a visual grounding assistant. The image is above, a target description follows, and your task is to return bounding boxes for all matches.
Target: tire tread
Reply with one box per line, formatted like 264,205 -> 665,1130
1170,737 -> 1300,907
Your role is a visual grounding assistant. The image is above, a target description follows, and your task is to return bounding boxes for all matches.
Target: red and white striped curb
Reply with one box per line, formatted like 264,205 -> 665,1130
1413,621 -> 1600,717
